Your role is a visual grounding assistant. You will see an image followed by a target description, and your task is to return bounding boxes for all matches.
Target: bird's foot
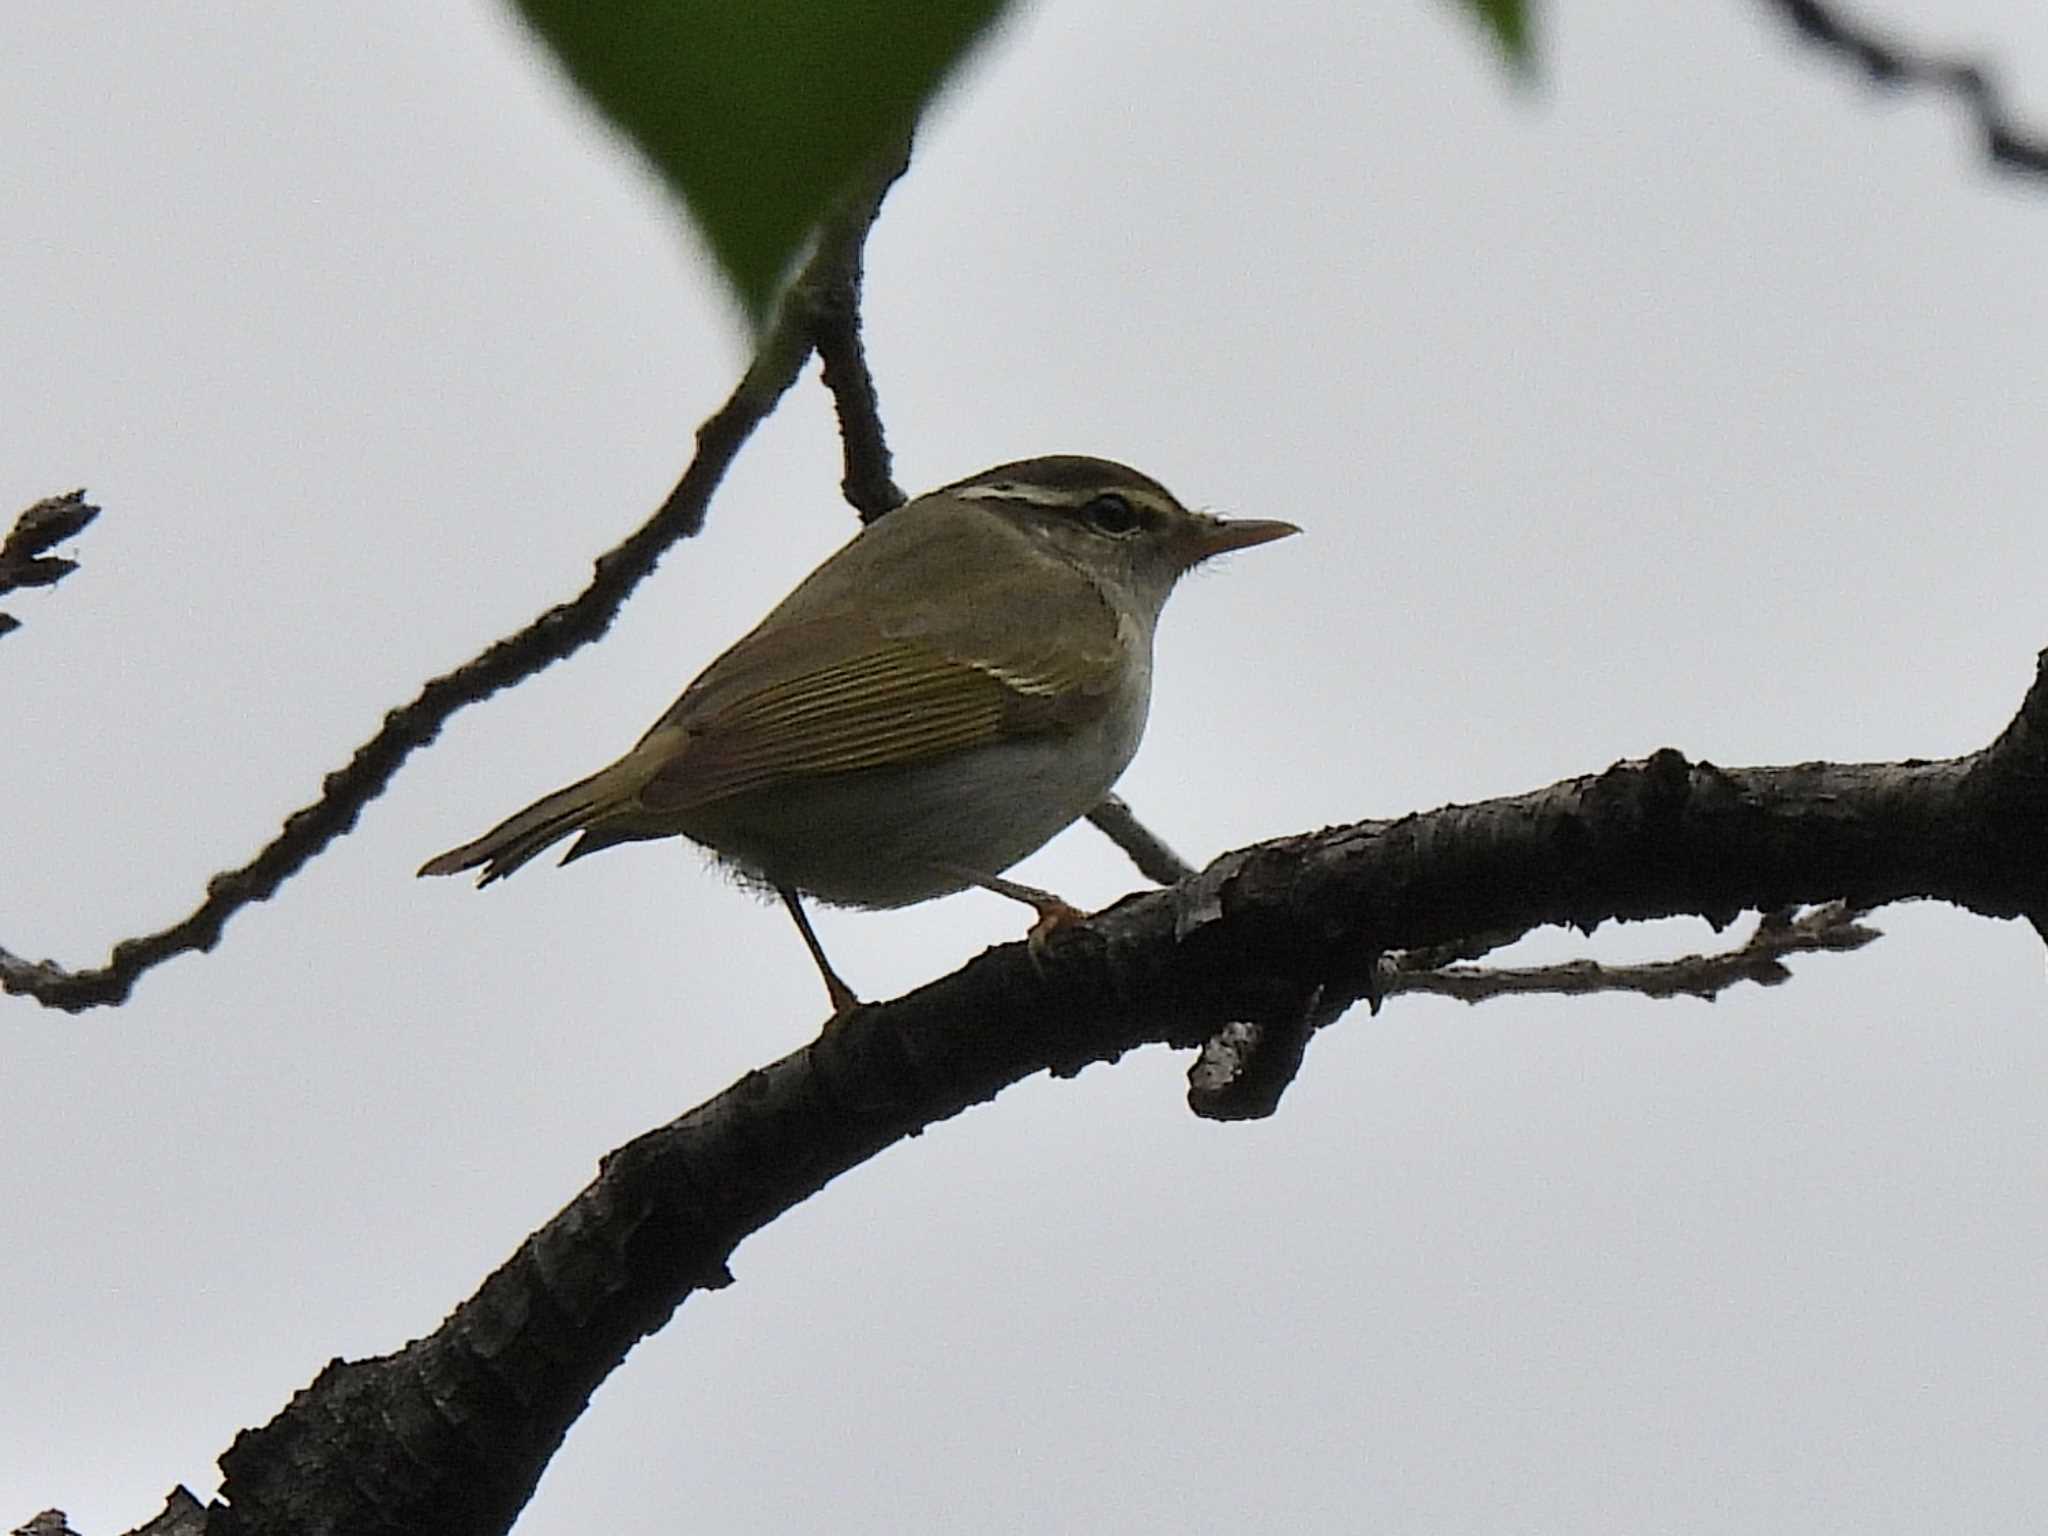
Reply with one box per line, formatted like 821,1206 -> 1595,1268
1024,897 -> 1087,954
820,975 -> 866,1027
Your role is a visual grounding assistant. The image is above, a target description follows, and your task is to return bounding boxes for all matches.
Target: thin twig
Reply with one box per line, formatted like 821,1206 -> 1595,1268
811,136 -> 911,522
0,491 -> 99,638
1183,904 -> 1881,1120
1,160 -> 911,1013
1085,794 -> 1197,887
1382,901 -> 1880,1005
1762,0 -> 2048,175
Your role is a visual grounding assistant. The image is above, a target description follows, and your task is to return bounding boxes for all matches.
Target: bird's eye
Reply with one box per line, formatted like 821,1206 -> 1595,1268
1082,493 -> 1143,537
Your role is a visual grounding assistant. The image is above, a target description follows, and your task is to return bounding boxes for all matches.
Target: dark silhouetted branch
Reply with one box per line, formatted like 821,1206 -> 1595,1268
1764,0 -> 2048,175
1086,793 -> 1197,887
200,649 -> 2048,1533
0,491 -> 99,638
1386,900 -> 1879,1005
0,159 -> 910,1014
811,138 -> 911,523
1188,904 -> 1882,1119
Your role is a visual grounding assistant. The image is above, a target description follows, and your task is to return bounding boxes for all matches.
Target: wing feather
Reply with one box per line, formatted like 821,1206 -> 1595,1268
631,502 -> 1131,813
639,617 -> 1121,812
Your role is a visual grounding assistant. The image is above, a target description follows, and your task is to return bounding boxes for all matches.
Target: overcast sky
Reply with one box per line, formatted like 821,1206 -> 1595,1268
6,2 -> 2048,1531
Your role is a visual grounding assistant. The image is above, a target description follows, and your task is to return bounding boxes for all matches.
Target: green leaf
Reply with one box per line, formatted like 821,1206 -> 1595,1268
1453,0 -> 1533,72
511,0 -> 1011,322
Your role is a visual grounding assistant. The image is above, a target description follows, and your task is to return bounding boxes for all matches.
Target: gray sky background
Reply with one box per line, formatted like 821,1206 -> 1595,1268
6,2 -> 2048,1531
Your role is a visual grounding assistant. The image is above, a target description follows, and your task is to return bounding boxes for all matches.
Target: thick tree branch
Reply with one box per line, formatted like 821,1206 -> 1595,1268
199,650 -> 2048,1536
28,7 -> 2048,1517
1762,0 -> 2048,176
0,159 -> 910,1014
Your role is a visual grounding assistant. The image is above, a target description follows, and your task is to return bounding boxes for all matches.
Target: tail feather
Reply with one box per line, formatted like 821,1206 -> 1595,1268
417,770 -> 615,886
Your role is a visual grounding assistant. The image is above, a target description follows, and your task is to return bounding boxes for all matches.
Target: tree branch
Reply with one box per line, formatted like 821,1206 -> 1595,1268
0,157 -> 911,1014
197,648 -> 2048,1535
1085,793 -> 1198,886
810,140 -> 910,522
0,491 -> 99,639
1762,0 -> 2048,176
1384,900 -> 1879,1004
1185,903 -> 1884,1116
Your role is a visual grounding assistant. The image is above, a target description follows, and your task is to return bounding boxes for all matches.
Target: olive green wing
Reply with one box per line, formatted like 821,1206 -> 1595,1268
637,572 -> 1126,813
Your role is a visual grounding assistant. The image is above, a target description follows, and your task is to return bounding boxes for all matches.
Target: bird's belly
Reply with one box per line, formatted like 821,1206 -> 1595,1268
682,712 -> 1144,909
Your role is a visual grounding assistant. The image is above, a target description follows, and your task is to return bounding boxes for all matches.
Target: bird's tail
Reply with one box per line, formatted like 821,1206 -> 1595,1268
417,766 -> 622,886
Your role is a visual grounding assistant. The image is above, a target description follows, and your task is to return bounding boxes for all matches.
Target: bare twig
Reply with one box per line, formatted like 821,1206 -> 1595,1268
1381,900 -> 1881,1005
811,137 -> 911,522
1085,793 -> 1197,887
1181,899 -> 1881,1123
1763,0 -> 2048,176
0,159 -> 911,1013
0,491 -> 99,638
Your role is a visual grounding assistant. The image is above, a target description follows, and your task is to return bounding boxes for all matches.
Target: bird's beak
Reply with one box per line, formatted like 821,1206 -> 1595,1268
1185,515 -> 1301,562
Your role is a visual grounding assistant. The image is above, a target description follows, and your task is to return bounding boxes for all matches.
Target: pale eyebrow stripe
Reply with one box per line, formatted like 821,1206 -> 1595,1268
951,483 -> 1080,508
953,483 -> 1181,517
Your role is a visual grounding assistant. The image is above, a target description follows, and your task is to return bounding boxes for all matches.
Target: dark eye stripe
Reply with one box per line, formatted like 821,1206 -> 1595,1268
1083,493 -> 1143,536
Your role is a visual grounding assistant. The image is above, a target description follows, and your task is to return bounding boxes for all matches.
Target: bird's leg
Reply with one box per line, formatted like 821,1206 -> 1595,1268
778,885 -> 863,1018
953,870 -> 1088,952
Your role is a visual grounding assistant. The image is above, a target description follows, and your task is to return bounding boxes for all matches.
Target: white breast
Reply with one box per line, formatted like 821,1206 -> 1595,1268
694,623 -> 1155,910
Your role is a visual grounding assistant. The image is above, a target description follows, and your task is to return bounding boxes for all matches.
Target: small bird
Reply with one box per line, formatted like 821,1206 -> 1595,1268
420,455 -> 1296,1011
